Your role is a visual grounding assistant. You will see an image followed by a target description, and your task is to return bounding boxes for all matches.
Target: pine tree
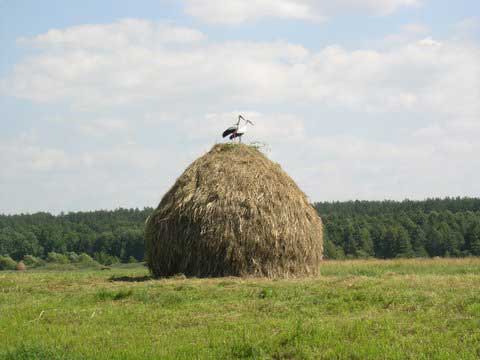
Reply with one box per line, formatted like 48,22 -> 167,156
466,223 -> 480,256
411,227 -> 428,257
395,226 -> 414,258
358,228 -> 374,257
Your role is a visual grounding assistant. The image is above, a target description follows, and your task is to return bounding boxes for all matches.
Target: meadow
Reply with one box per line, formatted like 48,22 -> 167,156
1,258 -> 480,359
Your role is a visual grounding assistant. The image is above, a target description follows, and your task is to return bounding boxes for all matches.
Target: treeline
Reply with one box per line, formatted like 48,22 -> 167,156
1,198 -> 480,263
315,197 -> 480,259
0,208 -> 150,264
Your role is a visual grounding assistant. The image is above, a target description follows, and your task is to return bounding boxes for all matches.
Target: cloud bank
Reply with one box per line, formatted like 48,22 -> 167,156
184,0 -> 422,24
1,18 -> 479,213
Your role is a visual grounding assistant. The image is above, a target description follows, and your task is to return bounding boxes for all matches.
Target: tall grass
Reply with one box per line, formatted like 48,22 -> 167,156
1,258 -> 479,359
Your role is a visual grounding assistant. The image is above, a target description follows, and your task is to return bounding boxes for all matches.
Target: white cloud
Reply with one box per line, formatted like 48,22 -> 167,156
289,127 -> 480,201
19,18 -> 205,49
383,23 -> 429,44
4,20 -> 479,120
0,133 -> 187,213
0,136 -> 70,176
184,0 -> 322,24
184,0 -> 421,24
77,118 -> 130,138
349,0 -> 421,15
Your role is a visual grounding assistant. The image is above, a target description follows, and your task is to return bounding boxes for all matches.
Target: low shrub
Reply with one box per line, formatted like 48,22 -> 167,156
66,252 -> 79,262
47,252 -> 69,264
23,255 -> 45,267
0,255 -> 17,270
78,253 -> 95,264
42,253 -> 100,270
94,252 -> 120,266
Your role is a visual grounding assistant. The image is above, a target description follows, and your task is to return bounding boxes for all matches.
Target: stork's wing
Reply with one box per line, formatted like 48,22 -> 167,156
222,126 -> 237,138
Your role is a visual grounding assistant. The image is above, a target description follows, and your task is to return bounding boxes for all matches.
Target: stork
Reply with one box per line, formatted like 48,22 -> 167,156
222,115 -> 254,143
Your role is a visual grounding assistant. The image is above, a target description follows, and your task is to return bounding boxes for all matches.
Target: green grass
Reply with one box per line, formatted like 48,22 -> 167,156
1,259 -> 480,359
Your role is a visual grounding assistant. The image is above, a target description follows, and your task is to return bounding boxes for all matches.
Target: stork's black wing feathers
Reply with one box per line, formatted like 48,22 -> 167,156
222,126 -> 237,138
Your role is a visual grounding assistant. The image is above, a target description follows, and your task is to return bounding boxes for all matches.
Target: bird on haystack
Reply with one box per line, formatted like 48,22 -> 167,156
222,115 -> 254,143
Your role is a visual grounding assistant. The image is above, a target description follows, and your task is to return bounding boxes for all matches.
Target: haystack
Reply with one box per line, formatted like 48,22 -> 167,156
16,261 -> 26,271
145,144 -> 323,278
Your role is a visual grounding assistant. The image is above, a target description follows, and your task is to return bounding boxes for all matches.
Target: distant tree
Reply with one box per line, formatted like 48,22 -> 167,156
323,238 -> 342,259
358,228 -> 374,257
466,222 -> 480,256
425,226 -> 443,256
343,224 -> 357,256
411,227 -> 428,257
394,227 -> 413,258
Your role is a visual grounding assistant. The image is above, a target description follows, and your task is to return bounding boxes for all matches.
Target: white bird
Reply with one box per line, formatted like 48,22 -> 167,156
222,115 -> 254,143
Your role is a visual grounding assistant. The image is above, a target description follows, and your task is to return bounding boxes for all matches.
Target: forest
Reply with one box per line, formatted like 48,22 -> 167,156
317,197 -> 480,259
0,197 -> 479,265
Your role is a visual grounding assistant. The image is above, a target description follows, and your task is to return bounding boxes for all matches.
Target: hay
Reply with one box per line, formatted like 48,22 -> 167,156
145,144 -> 323,278
16,261 -> 26,271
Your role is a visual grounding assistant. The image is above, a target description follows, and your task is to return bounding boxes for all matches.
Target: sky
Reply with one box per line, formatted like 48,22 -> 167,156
0,0 -> 479,214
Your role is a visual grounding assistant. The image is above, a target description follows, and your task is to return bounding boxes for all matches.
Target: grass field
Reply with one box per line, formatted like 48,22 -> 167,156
1,258 -> 480,359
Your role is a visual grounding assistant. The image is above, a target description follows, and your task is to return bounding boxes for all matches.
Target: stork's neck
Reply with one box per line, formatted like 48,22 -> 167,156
237,115 -> 248,126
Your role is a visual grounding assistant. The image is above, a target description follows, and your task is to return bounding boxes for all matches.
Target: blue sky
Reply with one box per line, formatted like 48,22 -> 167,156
0,0 -> 479,214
